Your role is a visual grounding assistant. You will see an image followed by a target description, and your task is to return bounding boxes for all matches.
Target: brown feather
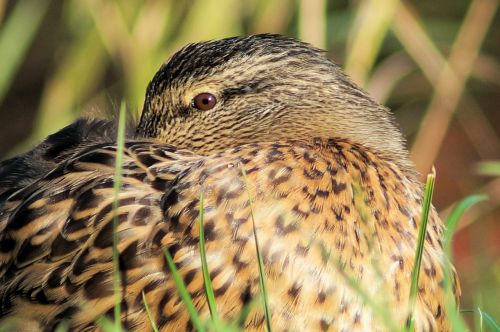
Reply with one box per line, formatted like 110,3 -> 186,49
0,34 -> 459,331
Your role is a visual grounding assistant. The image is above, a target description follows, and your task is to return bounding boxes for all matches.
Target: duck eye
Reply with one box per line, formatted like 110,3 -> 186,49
192,93 -> 217,111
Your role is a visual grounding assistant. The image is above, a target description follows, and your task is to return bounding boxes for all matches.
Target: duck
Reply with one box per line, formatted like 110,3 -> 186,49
0,34 -> 458,331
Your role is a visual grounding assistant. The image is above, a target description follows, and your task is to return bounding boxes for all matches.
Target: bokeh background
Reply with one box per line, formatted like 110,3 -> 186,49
0,0 -> 498,327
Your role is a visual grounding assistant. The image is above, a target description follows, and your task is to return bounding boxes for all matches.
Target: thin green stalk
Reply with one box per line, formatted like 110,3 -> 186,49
241,168 -> 272,332
407,169 -> 436,331
96,317 -> 117,332
54,321 -> 69,332
198,192 -> 222,329
163,248 -> 205,332
345,0 -> 400,85
111,102 -> 127,331
476,161 -> 500,176
0,0 -> 50,104
442,195 -> 488,331
443,195 -> 487,250
475,298 -> 485,332
234,297 -> 259,330
461,309 -> 500,332
142,291 -> 159,332
348,180 -> 399,330
316,240 -> 399,331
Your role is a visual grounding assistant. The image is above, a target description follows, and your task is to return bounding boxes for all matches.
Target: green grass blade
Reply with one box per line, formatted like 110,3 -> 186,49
234,297 -> 259,330
444,195 -> 488,243
442,194 -> 488,331
407,169 -> 436,331
477,309 -> 499,332
96,316 -> 119,332
54,321 -> 69,332
461,309 -> 500,332
142,291 -> 159,332
111,102 -> 127,331
241,168 -> 272,332
476,161 -> 500,176
316,240 -> 399,331
477,304 -> 485,332
198,192 -> 222,329
348,180 -> 399,330
0,0 -> 50,104
163,248 -> 205,332
344,0 -> 398,85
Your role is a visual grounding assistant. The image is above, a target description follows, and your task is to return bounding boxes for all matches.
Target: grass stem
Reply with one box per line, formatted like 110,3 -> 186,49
407,168 -> 436,331
111,102 -> 127,331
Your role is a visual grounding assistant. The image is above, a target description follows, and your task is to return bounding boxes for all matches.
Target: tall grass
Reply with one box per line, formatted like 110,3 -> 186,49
442,195 -> 489,332
163,248 -> 206,332
407,169 -> 435,331
0,0 -> 50,104
141,291 -> 159,332
110,102 -> 127,330
0,0 -> 498,329
198,192 -> 222,329
241,168 -> 272,332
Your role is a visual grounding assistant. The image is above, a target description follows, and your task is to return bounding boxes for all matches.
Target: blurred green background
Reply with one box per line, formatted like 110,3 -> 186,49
0,0 -> 498,327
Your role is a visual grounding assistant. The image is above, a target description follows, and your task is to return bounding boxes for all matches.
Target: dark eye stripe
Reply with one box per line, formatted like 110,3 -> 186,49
222,81 -> 264,100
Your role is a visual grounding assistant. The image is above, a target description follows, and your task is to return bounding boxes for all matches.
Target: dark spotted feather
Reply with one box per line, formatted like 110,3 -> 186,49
0,120 -> 458,331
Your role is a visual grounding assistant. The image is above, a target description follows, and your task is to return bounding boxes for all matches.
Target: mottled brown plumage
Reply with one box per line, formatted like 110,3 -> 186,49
0,34 -> 458,331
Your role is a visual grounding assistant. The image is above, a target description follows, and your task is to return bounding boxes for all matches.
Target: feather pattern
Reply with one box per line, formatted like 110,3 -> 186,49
0,34 -> 459,331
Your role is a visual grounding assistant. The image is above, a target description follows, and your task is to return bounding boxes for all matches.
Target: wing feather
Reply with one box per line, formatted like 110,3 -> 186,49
0,138 -> 455,331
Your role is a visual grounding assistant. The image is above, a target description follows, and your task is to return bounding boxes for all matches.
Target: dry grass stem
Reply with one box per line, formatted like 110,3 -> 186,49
345,0 -> 400,86
298,0 -> 326,48
408,0 -> 498,174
